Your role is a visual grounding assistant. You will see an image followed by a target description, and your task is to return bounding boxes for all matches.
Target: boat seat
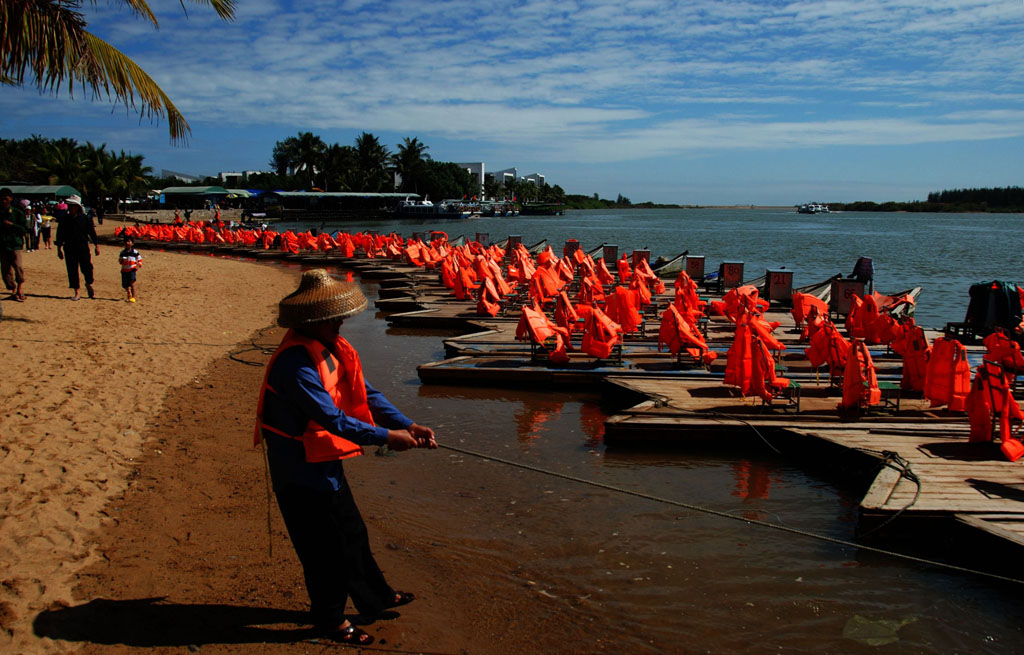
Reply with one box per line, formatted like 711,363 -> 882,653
761,380 -> 801,413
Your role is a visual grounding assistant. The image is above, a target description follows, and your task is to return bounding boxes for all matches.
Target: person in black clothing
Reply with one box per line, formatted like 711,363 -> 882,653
55,195 -> 100,301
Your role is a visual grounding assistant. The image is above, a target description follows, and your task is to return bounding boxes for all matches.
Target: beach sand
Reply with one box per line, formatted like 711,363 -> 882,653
3,226 -> 593,655
0,229 -> 295,653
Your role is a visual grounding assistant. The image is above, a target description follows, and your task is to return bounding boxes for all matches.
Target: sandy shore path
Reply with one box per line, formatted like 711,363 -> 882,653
0,226 -> 296,654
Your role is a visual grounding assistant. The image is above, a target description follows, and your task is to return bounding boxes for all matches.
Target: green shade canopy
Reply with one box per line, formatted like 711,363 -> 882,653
160,186 -> 230,195
1,185 -> 81,198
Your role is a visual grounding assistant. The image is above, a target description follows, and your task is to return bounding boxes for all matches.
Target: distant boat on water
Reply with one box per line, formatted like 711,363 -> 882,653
797,203 -> 830,214
393,197 -> 469,219
519,202 -> 566,216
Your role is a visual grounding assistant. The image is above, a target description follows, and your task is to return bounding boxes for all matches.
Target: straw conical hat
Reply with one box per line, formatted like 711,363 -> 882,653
278,269 -> 367,328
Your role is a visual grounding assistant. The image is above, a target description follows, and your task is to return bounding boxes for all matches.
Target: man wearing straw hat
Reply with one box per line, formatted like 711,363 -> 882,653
55,195 -> 100,300
255,269 -> 436,646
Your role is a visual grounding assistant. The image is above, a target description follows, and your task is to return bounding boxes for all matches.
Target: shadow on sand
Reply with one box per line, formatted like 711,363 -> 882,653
34,597 -> 313,647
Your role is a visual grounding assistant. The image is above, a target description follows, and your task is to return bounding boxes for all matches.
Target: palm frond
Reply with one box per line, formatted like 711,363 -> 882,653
80,33 -> 190,143
106,0 -> 160,28
181,0 -> 236,21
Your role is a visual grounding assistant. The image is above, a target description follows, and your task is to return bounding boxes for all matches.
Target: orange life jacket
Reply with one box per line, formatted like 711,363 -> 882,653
965,360 -> 1023,445
616,255 -> 633,283
515,305 -> 570,363
791,291 -> 828,328
581,306 -> 621,359
750,334 -> 789,403
724,315 -> 754,394
923,337 -> 971,411
898,324 -> 930,391
605,286 -> 642,334
839,339 -> 881,411
254,330 -> 373,463
476,277 -> 502,317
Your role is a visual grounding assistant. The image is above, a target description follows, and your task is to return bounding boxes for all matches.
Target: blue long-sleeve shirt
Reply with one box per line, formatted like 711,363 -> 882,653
262,344 -> 413,492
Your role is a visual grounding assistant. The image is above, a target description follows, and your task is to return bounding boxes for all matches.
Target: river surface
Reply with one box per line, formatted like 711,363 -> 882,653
271,209 -> 1023,652
280,207 -> 1024,329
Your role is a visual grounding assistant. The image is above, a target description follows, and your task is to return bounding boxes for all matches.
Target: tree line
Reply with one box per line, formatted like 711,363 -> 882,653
266,131 -> 568,204
0,132 -> 572,208
0,136 -> 152,212
831,186 -> 1024,213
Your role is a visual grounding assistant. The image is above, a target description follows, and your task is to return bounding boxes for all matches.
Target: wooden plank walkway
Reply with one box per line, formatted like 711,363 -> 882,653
601,375 -> 1024,550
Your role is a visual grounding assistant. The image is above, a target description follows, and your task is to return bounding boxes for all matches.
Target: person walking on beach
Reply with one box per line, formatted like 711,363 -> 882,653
0,188 -> 28,302
118,235 -> 142,302
40,209 -> 54,250
255,269 -> 437,646
55,195 -> 100,301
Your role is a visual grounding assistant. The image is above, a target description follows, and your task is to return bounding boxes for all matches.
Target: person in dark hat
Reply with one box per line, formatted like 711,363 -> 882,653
255,269 -> 436,646
55,195 -> 100,300
0,187 -> 28,301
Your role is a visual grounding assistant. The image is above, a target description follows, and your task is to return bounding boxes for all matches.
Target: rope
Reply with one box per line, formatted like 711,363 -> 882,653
228,326 -> 279,366
260,436 -> 274,559
438,441 -> 1024,586
853,448 -> 921,539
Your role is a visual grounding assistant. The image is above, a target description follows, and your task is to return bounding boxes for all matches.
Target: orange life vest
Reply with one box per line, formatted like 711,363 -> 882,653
923,337 -> 971,411
254,330 -> 373,463
965,360 -> 1023,445
839,339 -> 881,411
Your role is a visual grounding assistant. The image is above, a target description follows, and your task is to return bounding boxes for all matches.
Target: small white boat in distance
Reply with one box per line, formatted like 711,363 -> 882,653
797,203 -> 830,214
393,197 -> 468,219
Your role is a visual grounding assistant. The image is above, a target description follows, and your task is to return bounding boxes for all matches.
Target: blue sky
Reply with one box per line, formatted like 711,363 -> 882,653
2,0 -> 1023,205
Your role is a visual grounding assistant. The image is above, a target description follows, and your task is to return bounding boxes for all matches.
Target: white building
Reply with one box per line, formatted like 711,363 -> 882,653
219,170 -> 265,186
455,162 -> 485,197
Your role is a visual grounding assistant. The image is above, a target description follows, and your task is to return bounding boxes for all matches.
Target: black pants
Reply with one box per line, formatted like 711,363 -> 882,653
63,244 -> 94,289
274,477 -> 395,628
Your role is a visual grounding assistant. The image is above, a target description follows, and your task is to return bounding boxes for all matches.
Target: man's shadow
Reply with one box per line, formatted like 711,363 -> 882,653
34,597 -> 313,647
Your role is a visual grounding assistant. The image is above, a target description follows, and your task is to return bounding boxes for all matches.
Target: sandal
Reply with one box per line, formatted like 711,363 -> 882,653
390,591 -> 415,608
333,624 -> 374,646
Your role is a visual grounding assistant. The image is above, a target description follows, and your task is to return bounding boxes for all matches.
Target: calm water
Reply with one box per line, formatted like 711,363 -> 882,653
310,284 -> 1022,654
282,208 -> 1024,329
265,210 -> 1024,652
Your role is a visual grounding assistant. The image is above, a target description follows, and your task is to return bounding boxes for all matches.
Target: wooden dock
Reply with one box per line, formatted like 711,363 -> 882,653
601,375 -> 1024,552
113,234 -> 1024,556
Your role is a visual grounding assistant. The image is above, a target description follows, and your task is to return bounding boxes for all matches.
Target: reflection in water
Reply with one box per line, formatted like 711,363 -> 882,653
514,398 -> 564,449
732,459 -> 773,521
732,459 -> 772,502
578,401 -> 607,447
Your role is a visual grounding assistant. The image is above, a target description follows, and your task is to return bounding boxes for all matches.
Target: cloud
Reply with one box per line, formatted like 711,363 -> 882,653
3,0 -> 1023,201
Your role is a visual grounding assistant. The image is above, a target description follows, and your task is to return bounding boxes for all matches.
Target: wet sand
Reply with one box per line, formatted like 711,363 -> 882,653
2,226 -> 589,654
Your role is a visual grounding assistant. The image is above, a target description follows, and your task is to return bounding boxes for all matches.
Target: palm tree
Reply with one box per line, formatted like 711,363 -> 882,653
293,132 -> 326,189
321,144 -> 357,192
393,137 -> 430,194
354,132 -> 391,192
271,136 -> 299,177
1,0 -> 236,144
37,138 -> 84,187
